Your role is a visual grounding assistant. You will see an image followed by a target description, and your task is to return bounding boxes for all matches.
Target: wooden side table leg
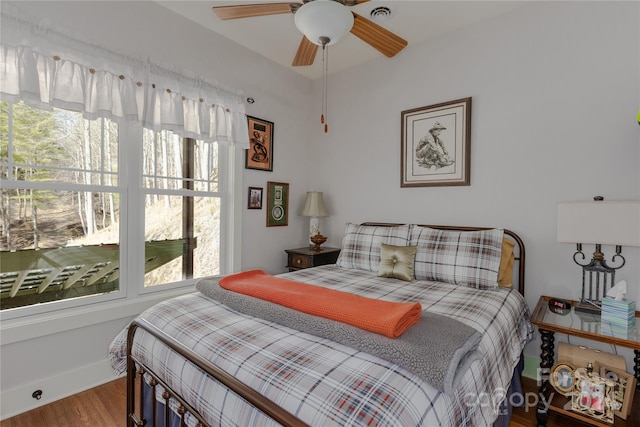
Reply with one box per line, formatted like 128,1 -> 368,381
537,329 -> 555,427
635,350 -> 640,391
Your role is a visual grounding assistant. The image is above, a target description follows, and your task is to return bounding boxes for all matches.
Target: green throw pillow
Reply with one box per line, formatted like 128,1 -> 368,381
377,243 -> 417,282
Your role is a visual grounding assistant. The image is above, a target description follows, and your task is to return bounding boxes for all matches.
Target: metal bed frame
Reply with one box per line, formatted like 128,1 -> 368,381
126,223 -> 526,427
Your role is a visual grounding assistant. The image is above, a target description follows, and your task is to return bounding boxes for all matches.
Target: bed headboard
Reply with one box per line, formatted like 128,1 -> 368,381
360,223 -> 526,296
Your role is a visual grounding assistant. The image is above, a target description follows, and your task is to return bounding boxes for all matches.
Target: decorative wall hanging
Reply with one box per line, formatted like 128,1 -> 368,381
246,116 -> 274,171
550,362 -> 575,397
599,365 -> 636,420
401,97 -> 471,187
266,181 -> 289,227
571,368 -> 615,424
248,187 -> 263,209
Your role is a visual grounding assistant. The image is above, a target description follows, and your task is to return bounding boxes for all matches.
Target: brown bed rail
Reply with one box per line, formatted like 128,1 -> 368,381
126,317 -> 309,427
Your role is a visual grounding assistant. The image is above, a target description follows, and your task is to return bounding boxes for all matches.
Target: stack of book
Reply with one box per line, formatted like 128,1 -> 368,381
601,297 -> 636,339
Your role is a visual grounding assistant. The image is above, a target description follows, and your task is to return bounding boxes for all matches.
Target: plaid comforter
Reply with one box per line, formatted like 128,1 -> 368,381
109,265 -> 533,427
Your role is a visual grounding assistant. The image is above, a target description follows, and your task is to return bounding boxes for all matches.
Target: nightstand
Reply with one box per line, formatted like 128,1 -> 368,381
531,295 -> 640,426
285,247 -> 340,271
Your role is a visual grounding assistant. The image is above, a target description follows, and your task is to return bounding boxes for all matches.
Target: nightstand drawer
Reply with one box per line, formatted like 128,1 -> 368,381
288,253 -> 311,269
285,247 -> 341,271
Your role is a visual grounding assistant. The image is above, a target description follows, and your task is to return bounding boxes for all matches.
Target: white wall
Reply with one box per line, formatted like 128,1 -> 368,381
1,0 -> 639,419
307,0 -> 640,370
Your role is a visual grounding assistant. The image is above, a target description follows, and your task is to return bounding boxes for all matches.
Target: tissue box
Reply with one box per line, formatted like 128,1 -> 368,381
601,297 -> 636,329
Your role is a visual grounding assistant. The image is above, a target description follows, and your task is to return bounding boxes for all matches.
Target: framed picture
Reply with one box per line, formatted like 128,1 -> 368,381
550,362 -> 575,396
266,181 -> 289,227
248,187 -> 263,209
571,368 -> 615,424
400,97 -> 471,187
245,116 -> 274,171
599,365 -> 637,419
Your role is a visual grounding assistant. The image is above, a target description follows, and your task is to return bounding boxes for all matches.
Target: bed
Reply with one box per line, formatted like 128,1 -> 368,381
109,223 -> 534,427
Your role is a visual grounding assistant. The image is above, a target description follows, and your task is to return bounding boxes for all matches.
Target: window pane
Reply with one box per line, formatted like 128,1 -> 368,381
142,129 -> 218,192
144,195 -> 220,286
1,102 -> 121,310
1,102 -> 118,186
142,129 -> 221,287
0,189 -> 120,310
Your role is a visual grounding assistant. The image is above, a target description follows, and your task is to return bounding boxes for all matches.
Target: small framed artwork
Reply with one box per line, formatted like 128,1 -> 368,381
245,116 -> 274,171
400,97 -> 471,187
550,362 -> 575,396
571,368 -> 615,424
599,365 -> 637,419
248,187 -> 263,209
266,181 -> 289,227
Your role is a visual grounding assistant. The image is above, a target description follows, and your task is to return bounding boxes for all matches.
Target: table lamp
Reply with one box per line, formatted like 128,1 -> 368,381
299,191 -> 329,251
556,197 -> 640,314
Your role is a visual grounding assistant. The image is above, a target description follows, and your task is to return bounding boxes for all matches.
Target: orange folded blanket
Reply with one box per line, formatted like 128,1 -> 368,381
218,270 -> 422,338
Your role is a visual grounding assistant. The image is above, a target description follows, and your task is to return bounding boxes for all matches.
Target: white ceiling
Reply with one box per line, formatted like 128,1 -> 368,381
157,1 -> 531,80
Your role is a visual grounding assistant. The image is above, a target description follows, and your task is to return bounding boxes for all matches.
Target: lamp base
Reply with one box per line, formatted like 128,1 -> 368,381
310,233 -> 327,252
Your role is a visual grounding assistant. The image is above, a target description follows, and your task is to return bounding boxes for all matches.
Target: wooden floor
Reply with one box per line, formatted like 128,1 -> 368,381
0,378 -> 127,427
1,376 -> 581,426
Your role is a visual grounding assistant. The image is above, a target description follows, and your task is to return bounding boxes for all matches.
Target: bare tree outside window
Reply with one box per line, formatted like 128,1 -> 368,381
0,102 -> 222,310
142,129 -> 220,287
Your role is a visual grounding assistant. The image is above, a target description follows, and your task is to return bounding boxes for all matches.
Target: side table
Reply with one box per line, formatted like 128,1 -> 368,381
530,295 -> 640,426
285,246 -> 340,271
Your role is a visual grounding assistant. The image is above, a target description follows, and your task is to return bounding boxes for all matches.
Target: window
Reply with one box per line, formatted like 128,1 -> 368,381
0,16 -> 247,321
1,102 -> 121,311
0,102 -> 229,313
141,129 -> 221,287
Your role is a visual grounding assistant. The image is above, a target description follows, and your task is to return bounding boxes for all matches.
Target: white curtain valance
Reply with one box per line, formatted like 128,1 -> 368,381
0,9 -> 249,147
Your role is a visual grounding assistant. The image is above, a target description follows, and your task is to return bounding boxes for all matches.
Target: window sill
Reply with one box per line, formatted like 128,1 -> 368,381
0,286 -> 196,346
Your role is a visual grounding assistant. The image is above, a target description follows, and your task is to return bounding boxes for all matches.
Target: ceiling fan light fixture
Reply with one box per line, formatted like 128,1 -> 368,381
294,0 -> 354,46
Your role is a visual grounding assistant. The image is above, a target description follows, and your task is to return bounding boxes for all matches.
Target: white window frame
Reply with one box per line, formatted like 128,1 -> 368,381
0,105 -> 242,335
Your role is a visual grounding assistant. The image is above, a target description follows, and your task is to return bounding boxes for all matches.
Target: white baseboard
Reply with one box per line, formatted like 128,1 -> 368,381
0,358 -> 124,421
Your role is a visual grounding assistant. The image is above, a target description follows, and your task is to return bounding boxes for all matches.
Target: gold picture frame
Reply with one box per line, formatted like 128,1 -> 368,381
599,364 -> 637,420
571,368 -> 616,424
550,362 -> 575,396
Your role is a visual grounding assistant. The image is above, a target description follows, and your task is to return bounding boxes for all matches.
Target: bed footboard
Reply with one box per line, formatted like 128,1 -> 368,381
126,318 -> 309,427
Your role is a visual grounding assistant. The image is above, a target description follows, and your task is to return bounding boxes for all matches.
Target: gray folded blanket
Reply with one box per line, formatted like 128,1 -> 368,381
196,277 -> 482,396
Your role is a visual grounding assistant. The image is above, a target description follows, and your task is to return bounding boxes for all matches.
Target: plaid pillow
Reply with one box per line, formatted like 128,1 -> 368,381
410,226 -> 504,290
336,223 -> 411,272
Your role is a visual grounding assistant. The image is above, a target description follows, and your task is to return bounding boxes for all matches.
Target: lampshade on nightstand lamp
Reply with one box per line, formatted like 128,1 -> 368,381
557,198 -> 640,313
299,191 -> 329,251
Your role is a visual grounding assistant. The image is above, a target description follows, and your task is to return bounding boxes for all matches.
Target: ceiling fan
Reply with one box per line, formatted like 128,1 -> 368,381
212,0 -> 408,67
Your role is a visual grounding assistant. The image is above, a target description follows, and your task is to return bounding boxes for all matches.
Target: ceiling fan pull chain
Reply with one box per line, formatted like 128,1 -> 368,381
321,43 -> 326,128
322,42 -> 329,133
326,44 -> 329,133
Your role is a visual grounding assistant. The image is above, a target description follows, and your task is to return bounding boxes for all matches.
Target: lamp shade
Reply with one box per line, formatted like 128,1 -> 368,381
294,0 -> 354,46
299,192 -> 329,217
556,200 -> 640,247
